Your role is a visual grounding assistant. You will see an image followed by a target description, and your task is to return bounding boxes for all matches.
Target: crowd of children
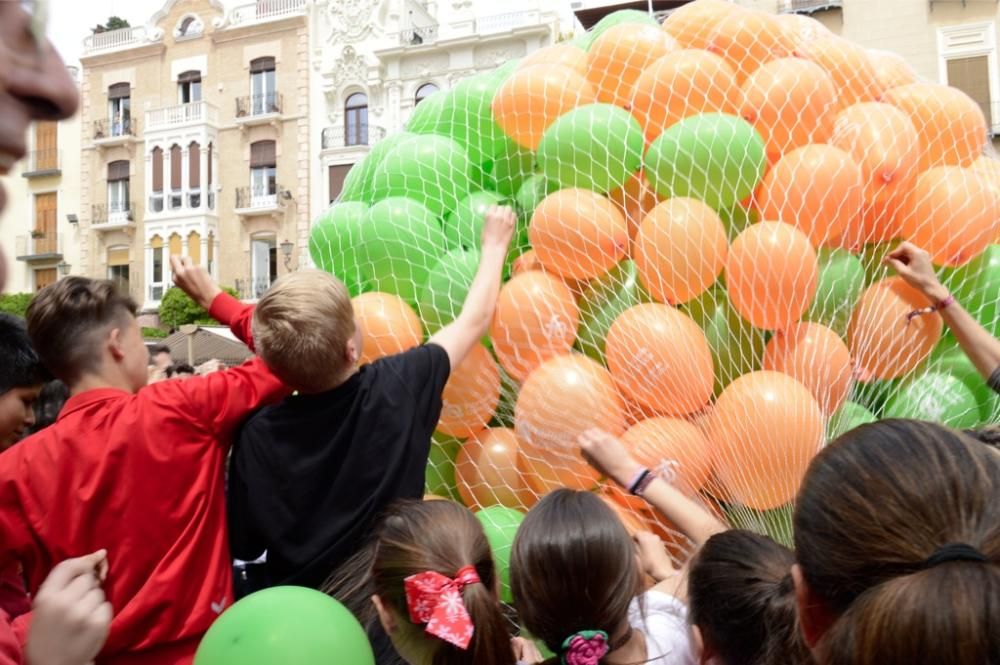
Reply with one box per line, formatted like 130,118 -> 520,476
1,2 -> 999,664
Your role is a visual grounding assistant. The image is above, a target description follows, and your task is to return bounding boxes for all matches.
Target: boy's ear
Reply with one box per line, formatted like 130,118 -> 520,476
108,327 -> 127,362
346,331 -> 360,367
371,594 -> 397,635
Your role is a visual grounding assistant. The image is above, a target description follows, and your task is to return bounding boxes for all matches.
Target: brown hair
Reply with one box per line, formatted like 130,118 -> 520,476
689,529 -> 813,665
794,419 -> 1000,665
252,270 -> 356,392
328,500 -> 514,665
26,277 -> 138,384
510,489 -> 643,663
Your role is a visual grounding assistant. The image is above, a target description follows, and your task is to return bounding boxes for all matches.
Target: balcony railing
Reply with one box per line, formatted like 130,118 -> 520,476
778,0 -> 843,13
22,150 -> 61,177
91,203 -> 135,229
82,25 -> 148,55
234,276 -> 276,301
228,0 -> 306,27
93,117 -> 137,141
15,233 -> 63,261
235,186 -> 282,212
235,93 -> 282,119
400,24 -> 438,46
476,11 -> 538,34
321,124 -> 387,150
149,188 -> 215,214
145,101 -> 219,131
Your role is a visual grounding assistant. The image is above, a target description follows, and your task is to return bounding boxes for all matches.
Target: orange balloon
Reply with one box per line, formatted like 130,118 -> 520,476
726,221 -> 819,331
634,197 -> 728,304
587,24 -> 677,108
708,371 -> 823,510
529,189 -> 630,281
509,249 -> 590,301
631,49 -> 740,144
608,172 -> 662,253
492,64 -> 598,150
884,83 -> 987,170
795,36 -> 882,107
438,345 -> 502,439
762,322 -> 852,416
519,43 -> 588,77
869,49 -> 917,92
740,58 -> 838,160
515,354 -> 626,491
775,13 -> 831,48
423,494 -> 451,501
756,144 -> 865,247
352,292 -> 423,365
625,417 -> 714,495
829,103 -> 919,248
606,303 -> 714,416
455,428 -> 537,510
491,271 -> 580,382
598,493 -> 649,538
848,277 -> 943,381
662,0 -> 737,50
900,166 -> 1000,267
708,10 -> 796,83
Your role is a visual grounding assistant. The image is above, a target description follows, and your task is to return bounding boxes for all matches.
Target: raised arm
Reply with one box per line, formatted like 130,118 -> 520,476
428,206 -> 516,369
169,256 -> 258,350
578,429 -> 726,547
885,242 -> 1000,391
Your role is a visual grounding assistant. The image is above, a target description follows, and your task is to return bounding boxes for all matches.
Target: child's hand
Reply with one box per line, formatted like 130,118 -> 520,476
579,428 -> 642,488
511,636 -> 543,665
634,531 -> 677,583
883,242 -> 949,302
481,206 -> 516,255
27,551 -> 112,665
170,255 -> 222,311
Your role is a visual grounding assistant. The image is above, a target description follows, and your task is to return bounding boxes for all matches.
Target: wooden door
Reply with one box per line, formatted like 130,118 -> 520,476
35,268 -> 57,291
34,192 -> 57,254
34,122 -> 57,170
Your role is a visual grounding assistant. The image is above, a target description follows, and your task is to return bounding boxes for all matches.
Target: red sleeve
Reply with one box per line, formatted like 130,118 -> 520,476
0,450 -> 37,575
208,292 -> 256,352
0,612 -> 22,665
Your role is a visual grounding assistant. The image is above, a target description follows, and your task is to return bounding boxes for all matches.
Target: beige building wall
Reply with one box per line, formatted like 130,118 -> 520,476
0,71 -> 83,295
79,0 -> 309,320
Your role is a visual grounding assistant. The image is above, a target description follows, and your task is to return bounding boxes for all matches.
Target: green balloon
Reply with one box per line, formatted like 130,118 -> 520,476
493,366 -> 519,429
445,191 -> 506,251
806,248 -> 866,337
426,434 -> 461,501
943,243 -> 1000,337
584,10 -> 660,50
408,76 -> 507,166
361,197 -> 447,306
514,174 -> 555,222
339,132 -> 420,203
718,203 -> 758,243
848,377 -> 897,418
645,113 -> 766,211
475,506 -> 525,603
826,401 -> 877,441
492,137 -> 535,198
883,372 -> 981,429
370,135 -> 473,218
577,261 -> 650,364
418,249 -> 480,334
856,240 -> 899,286
194,587 -> 373,665
926,344 -> 998,423
308,202 -> 369,297
537,104 -> 644,194
724,503 -> 794,548
682,286 -> 767,395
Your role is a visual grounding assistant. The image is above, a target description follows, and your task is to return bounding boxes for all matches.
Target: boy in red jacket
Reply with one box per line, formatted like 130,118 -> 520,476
0,258 -> 288,664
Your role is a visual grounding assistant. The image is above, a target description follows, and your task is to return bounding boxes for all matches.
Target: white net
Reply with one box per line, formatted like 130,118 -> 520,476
309,0 -> 1000,566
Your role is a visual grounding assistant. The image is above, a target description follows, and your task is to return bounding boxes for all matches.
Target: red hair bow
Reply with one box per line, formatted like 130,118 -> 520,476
404,565 -> 481,650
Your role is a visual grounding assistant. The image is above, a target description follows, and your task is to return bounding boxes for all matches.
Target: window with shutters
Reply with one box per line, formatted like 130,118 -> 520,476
34,268 -> 57,292
251,234 -> 277,298
108,83 -> 131,137
328,164 -> 351,203
33,122 -> 58,173
939,23 -> 1000,134
107,246 -> 129,295
169,145 -> 182,210
189,141 -> 201,208
345,93 -> 368,146
33,193 -> 57,255
249,140 -> 277,207
107,160 -> 130,216
150,147 -> 164,212
207,142 -> 215,209
149,235 -> 165,301
178,70 -> 201,104
249,57 -> 276,116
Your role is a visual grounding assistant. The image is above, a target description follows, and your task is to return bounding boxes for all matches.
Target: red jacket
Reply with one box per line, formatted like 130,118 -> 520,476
0,612 -> 19,665
0,294 -> 288,664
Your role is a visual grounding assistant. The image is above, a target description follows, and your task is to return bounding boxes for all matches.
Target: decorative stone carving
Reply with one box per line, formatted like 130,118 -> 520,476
325,45 -> 369,91
327,0 -> 380,43
473,43 -> 525,68
401,53 -> 449,78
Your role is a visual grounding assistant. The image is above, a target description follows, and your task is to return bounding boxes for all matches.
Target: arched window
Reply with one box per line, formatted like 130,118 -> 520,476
189,141 -> 201,207
345,92 -> 368,146
150,147 -> 163,212
177,15 -> 203,37
415,83 -> 439,106
178,70 -> 201,103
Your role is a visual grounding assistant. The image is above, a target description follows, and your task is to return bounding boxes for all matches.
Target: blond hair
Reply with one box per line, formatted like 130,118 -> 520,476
252,270 -> 356,392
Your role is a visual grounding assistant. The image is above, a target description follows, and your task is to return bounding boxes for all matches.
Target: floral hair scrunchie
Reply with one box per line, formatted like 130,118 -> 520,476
561,630 -> 610,665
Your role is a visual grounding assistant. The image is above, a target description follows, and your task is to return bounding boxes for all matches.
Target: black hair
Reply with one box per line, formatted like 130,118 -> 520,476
165,363 -> 195,378
149,344 -> 171,357
0,313 -> 49,395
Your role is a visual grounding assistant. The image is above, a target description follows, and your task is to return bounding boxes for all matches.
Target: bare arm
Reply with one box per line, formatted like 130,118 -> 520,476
428,206 -> 516,369
579,429 -> 726,547
885,242 -> 1000,385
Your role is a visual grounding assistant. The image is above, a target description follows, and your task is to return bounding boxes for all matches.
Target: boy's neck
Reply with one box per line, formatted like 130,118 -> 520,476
296,365 -> 360,395
71,373 -> 139,397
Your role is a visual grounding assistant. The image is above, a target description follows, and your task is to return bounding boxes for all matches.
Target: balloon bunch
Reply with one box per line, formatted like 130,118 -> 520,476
311,0 -> 1000,549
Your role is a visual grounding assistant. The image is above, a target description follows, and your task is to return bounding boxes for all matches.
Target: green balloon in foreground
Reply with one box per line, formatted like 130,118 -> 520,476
308,202 -> 369,296
338,132 -> 419,203
943,243 -> 1000,337
926,344 -> 997,423
883,372 -> 980,429
826,401 -> 876,441
645,113 -> 766,211
856,240 -> 899,287
425,434 -> 461,500
446,191 -> 506,251
491,137 -> 535,199
194,587 -> 373,665
582,9 -> 660,49
418,248 -> 480,334
538,103 -> 644,194
725,504 -> 794,548
806,248 -> 866,337
370,135 -> 473,218
683,286 -> 767,395
475,506 -> 525,603
361,197 -> 446,306
577,261 -> 649,364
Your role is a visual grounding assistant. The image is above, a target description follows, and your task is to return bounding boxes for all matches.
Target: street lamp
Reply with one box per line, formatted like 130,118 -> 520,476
56,261 -> 70,278
280,239 -> 294,271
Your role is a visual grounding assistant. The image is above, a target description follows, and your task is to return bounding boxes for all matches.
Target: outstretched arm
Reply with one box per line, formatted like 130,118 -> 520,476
428,206 -> 516,369
885,242 -> 1000,391
579,429 -> 726,547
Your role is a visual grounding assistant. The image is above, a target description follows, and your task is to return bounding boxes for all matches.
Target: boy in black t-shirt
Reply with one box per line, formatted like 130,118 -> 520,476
226,206 -> 516,591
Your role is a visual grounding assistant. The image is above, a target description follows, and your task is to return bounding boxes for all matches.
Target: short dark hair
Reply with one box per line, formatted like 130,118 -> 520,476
0,313 -> 49,395
26,277 -> 138,384
149,344 -> 171,357
165,363 -> 195,378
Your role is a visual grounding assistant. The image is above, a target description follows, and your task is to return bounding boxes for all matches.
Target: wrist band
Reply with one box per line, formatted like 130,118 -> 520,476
936,294 -> 955,311
627,468 -> 650,495
633,470 -> 656,497
907,293 -> 954,324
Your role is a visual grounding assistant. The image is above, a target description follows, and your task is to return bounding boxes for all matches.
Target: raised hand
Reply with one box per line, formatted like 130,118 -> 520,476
480,205 -> 517,255
170,255 -> 222,311
578,428 -> 642,489
883,242 -> 949,302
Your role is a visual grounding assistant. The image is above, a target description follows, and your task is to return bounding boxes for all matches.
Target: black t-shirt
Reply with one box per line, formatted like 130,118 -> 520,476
227,344 -> 451,589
